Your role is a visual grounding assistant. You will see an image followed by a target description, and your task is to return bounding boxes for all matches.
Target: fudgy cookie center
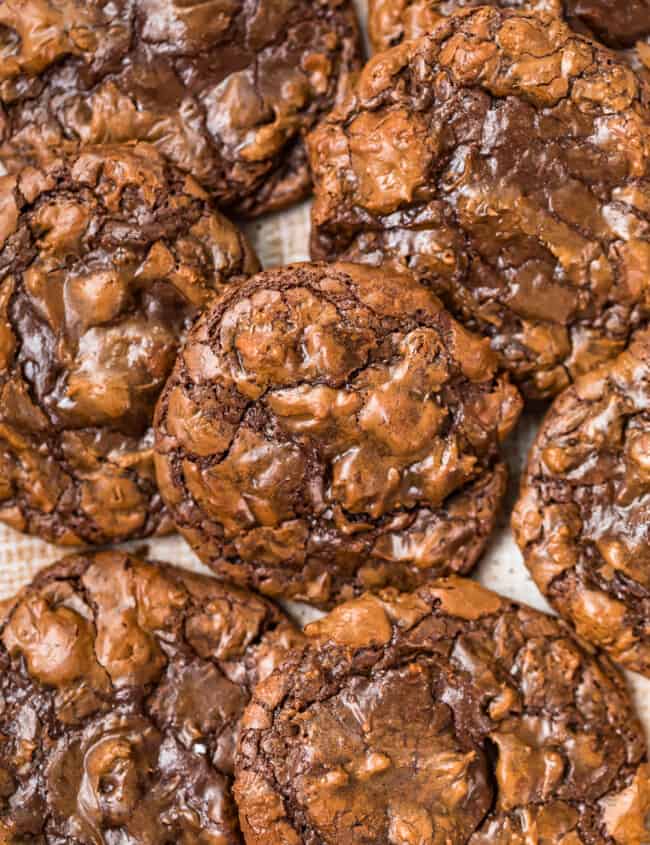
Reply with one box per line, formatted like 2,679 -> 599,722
289,662 -> 490,844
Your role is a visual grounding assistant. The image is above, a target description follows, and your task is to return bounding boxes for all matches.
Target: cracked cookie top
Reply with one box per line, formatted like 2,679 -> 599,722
0,550 -> 300,844
368,0 -> 650,57
235,577 -> 650,845
309,6 -> 650,398
154,262 -> 522,608
514,326 -> 650,677
0,142 -> 258,546
0,0 -> 362,217
369,0 -> 561,52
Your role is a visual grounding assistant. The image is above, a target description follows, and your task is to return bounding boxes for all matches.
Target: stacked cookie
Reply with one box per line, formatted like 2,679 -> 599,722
0,1 -> 649,843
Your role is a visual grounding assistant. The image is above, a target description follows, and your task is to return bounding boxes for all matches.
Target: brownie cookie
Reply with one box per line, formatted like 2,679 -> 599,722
369,0 -> 561,52
0,0 -> 362,218
513,328 -> 650,677
154,262 -> 522,608
563,1 -> 650,61
0,143 -> 258,546
309,7 -> 650,399
0,550 -> 300,844
235,577 -> 650,844
369,0 -> 650,55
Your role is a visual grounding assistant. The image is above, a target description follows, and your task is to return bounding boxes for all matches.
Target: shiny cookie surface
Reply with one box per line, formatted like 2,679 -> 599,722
154,262 -> 522,607
0,551 -> 300,844
514,326 -> 650,677
310,7 -> 650,398
0,143 -> 258,545
0,0 -> 362,217
235,578 -> 650,844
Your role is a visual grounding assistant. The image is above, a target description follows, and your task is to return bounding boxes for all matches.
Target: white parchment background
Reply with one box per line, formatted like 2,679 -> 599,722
0,0 -> 647,739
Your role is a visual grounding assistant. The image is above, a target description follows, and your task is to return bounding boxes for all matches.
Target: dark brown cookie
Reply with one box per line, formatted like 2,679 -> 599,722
0,0 -> 362,218
309,7 -> 650,399
235,577 -> 650,844
154,262 -> 522,608
564,0 -> 650,51
0,142 -> 258,546
513,328 -> 650,677
368,0 -> 650,73
0,550 -> 301,844
369,0 -> 561,52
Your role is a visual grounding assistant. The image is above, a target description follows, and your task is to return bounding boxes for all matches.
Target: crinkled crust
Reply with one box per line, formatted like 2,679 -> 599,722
0,550 -> 300,844
235,577 -> 650,845
309,7 -> 650,399
513,327 -> 650,677
0,142 -> 258,546
154,262 -> 522,608
368,0 -> 562,52
0,0 -> 363,217
368,0 -> 650,56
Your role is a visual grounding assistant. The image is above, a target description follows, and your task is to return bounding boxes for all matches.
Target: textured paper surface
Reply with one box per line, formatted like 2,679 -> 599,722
0,0 -> 647,737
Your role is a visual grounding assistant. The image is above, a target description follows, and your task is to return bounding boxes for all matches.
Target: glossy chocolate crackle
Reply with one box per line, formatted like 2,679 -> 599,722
369,0 -> 650,57
513,328 -> 650,677
369,0 -> 561,52
0,142 -> 258,546
235,577 -> 650,845
154,262 -> 522,608
309,7 -> 650,399
0,550 -> 300,844
0,0 -> 362,218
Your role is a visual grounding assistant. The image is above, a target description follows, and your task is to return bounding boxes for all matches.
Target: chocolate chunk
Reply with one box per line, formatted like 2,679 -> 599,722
513,327 -> 650,677
0,142 -> 258,546
234,577 -> 650,844
0,0 -> 362,217
154,261 -> 522,608
309,7 -> 650,399
0,550 -> 300,844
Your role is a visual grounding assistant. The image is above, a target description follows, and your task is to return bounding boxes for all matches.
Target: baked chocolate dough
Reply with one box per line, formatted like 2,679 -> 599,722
514,327 -> 650,677
154,261 -> 522,608
309,7 -> 650,398
0,142 -> 258,545
0,0 -> 362,217
235,577 -> 650,844
0,550 -> 300,844
368,0 -> 650,58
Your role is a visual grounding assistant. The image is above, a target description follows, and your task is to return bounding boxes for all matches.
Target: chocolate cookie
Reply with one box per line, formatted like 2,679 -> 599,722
369,0 -> 650,74
369,0 -> 561,52
0,143 -> 258,546
0,0 -> 362,217
309,7 -> 650,399
235,577 -> 650,844
0,550 -> 300,844
513,328 -> 650,677
564,0 -> 650,56
154,262 -> 522,608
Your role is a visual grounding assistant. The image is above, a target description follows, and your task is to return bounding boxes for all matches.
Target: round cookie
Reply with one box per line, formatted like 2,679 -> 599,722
0,0 -> 362,218
513,328 -> 650,677
235,577 -> 650,844
309,7 -> 650,399
154,262 -> 522,608
0,550 -> 301,844
0,142 -> 258,546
